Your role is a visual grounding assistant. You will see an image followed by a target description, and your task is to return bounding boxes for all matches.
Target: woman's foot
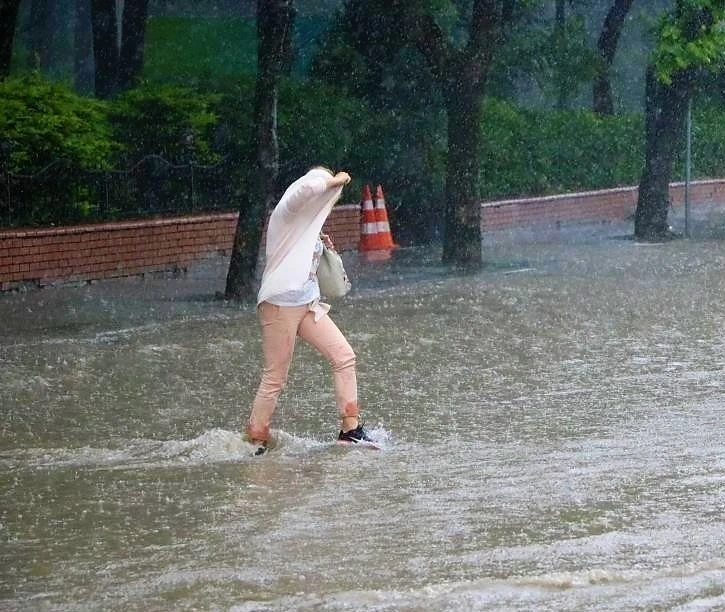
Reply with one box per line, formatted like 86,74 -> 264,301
337,424 -> 374,445
251,440 -> 268,456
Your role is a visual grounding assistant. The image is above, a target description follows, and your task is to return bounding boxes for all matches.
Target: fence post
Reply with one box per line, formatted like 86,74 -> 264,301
190,161 -> 196,210
685,96 -> 692,238
105,171 -> 111,213
3,167 -> 9,227
0,139 -> 13,226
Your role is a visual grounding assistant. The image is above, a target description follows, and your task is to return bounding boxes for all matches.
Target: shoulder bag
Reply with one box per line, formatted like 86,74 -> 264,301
317,245 -> 351,298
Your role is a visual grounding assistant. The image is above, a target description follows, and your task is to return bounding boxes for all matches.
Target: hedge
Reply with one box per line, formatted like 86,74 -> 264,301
1,74 -> 723,238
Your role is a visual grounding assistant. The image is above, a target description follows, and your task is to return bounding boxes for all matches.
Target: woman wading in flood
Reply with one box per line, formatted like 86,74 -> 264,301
245,167 -> 374,456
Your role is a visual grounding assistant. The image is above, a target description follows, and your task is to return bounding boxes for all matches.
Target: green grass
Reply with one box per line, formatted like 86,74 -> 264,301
10,15 -> 328,86
143,17 -> 257,84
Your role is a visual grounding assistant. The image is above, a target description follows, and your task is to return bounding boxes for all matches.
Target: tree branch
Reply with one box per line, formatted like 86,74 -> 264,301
410,9 -> 452,81
470,0 -> 501,59
597,0 -> 635,64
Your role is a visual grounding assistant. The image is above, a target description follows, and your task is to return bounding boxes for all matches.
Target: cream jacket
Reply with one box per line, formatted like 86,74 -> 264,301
257,168 -> 344,306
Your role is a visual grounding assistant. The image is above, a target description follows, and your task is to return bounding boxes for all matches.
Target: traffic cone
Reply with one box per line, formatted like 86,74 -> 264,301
359,184 -> 381,252
373,184 -> 397,250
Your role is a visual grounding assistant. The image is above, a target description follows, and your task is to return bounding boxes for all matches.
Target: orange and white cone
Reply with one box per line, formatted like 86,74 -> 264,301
359,184 -> 381,252
373,184 -> 397,250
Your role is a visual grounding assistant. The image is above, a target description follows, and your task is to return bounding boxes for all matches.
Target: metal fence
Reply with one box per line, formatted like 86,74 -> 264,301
0,155 -> 237,228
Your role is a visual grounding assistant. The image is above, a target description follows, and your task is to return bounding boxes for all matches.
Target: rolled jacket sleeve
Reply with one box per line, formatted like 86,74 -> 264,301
285,177 -> 329,215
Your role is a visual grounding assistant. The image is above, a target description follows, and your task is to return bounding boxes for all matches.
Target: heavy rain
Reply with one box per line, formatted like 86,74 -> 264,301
2,1 -> 725,611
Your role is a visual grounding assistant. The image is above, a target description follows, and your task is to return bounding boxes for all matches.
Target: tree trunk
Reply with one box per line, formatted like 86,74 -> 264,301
634,65 -> 691,240
118,0 -> 149,91
442,78 -> 483,266
90,0 -> 119,98
27,0 -> 54,72
74,0 -> 94,93
224,84 -> 279,300
0,0 -> 22,79
554,0 -> 567,110
408,0 -> 502,268
225,0 -> 294,300
593,0 -> 634,116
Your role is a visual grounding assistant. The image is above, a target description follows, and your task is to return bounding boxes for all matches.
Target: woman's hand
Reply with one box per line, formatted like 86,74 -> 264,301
328,171 -> 351,188
320,233 -> 335,250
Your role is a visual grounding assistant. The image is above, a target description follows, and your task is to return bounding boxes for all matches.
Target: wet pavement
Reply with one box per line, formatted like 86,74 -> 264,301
2,208 -> 725,611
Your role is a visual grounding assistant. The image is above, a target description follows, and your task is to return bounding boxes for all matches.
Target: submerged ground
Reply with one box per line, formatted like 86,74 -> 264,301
2,208 -> 725,611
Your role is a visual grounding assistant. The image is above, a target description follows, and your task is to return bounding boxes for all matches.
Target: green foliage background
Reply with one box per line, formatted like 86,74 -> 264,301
0,74 -> 115,173
110,84 -> 221,164
2,14 -> 724,237
143,17 -> 258,86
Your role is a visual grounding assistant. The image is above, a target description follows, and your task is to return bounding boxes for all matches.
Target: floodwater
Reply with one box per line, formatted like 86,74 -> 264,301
2,214 -> 725,611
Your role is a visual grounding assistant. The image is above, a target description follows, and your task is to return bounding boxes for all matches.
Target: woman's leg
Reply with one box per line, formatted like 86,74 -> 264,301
297,311 -> 359,431
246,303 -> 308,442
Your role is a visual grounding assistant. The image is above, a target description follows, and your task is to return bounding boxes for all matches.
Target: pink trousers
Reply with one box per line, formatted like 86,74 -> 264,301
246,301 -> 358,442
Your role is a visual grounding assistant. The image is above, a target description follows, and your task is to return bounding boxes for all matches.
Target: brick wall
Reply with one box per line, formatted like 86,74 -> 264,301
0,204 -> 360,291
2,180 -> 724,291
481,179 -> 725,231
321,204 -> 359,249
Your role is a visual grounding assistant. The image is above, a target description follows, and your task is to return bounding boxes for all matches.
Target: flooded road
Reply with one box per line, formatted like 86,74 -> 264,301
2,219 -> 725,611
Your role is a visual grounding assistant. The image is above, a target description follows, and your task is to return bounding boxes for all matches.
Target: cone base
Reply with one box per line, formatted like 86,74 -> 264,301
361,249 -> 393,262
